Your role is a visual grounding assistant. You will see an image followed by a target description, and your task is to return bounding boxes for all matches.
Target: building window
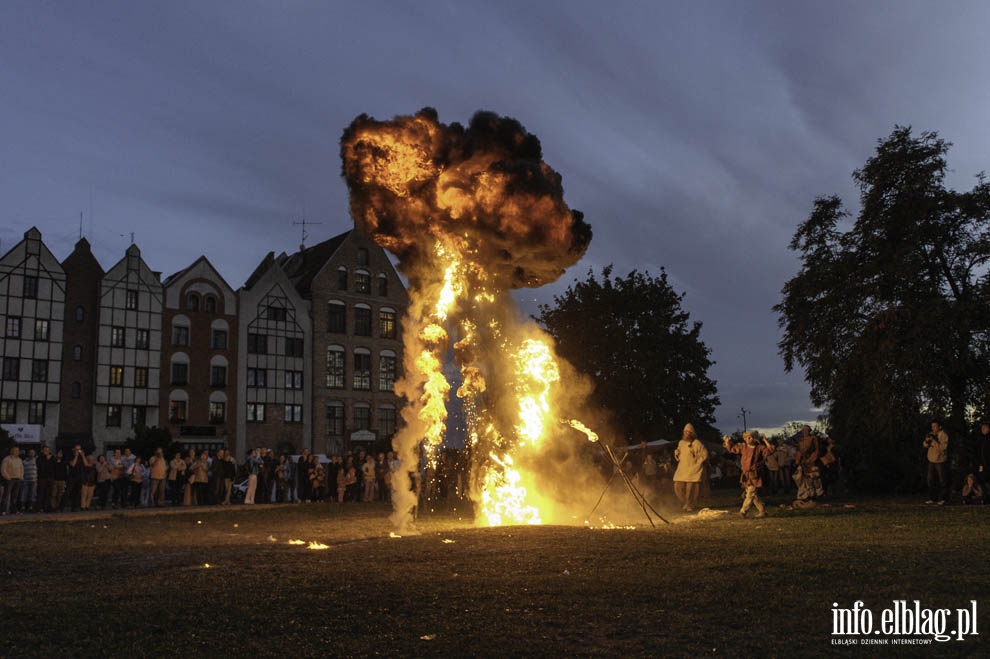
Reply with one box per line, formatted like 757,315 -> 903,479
354,405 -> 371,431
379,406 -> 397,439
355,271 -> 371,294
23,275 -> 39,299
357,247 -> 369,266
32,360 -> 47,382
126,289 -> 139,310
34,319 -> 50,341
1,358 -> 17,380
247,333 -> 267,354
28,402 -> 45,425
172,325 -> 189,347
204,295 -> 216,313
247,368 -> 267,388
171,362 -> 188,385
379,354 -> 397,392
73,345 -> 82,360
209,401 -> 226,424
134,367 -> 148,389
111,326 -> 126,347
211,365 -> 227,387
337,267 -> 348,291
106,405 -> 122,427
379,310 -> 396,339
169,400 -> 187,423
109,366 -> 124,386
326,348 -> 345,389
211,329 -> 227,350
267,305 -> 287,322
0,400 -> 15,423
353,351 -> 371,391
187,293 -> 200,311
75,306 -> 85,323
284,404 -> 303,423
285,336 -> 304,358
326,403 -> 344,437
132,407 -> 146,428
247,403 -> 265,423
354,306 -> 371,336
378,274 -> 388,297
136,329 -> 150,350
327,302 -> 346,333
5,317 -> 21,338
71,381 -> 81,399
285,370 -> 302,389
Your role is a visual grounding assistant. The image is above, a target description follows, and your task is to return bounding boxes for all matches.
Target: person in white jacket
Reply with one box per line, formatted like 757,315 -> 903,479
673,424 -> 708,513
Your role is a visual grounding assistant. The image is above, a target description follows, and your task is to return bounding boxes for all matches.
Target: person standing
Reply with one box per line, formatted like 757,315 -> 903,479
168,451 -> 186,506
51,449 -> 68,512
673,423 -> 709,513
362,454 -> 377,502
924,421 -> 950,505
793,425 -> 823,506
1,446 -> 24,515
148,448 -> 167,507
724,432 -> 775,518
80,454 -> 97,511
95,454 -> 113,509
245,449 -> 261,504
19,448 -> 37,512
35,445 -> 56,512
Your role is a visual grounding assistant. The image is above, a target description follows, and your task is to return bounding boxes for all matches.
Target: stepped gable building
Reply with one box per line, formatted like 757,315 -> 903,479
279,229 -> 408,455
237,252 -> 312,457
0,228 -> 67,445
94,244 -> 164,450
58,238 -> 104,451
160,256 -> 237,453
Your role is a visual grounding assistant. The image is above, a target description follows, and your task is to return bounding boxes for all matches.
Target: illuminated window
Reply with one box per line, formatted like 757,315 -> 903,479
353,350 -> 371,391
111,326 -> 126,347
0,400 -> 16,423
379,309 -> 396,339
34,319 -> 50,341
109,366 -> 124,386
247,403 -> 265,423
106,405 -> 122,427
169,401 -> 187,423
326,347 -> 345,389
284,404 -> 303,423
285,370 -> 302,389
379,353 -> 396,392
355,271 -> 371,294
135,367 -> 148,388
209,402 -> 226,423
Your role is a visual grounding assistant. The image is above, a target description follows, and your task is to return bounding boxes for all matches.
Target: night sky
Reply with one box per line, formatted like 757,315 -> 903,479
4,1 -> 990,434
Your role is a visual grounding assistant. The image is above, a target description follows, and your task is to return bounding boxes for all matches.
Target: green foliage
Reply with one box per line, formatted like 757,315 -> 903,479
776,126 -> 990,490
537,265 -> 720,442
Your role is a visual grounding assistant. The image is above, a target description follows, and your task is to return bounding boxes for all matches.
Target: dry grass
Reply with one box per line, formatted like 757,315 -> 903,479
0,493 -> 987,658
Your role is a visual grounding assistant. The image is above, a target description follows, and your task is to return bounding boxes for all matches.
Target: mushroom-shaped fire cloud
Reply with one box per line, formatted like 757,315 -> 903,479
341,108 -> 594,534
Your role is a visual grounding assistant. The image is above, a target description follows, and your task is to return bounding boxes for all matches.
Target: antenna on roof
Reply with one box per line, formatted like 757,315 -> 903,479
293,218 -> 323,250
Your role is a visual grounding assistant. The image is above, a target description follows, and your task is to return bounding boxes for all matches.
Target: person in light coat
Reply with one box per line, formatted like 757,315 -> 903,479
673,423 -> 708,513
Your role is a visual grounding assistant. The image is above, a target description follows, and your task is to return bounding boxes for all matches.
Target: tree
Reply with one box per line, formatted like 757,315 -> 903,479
537,265 -> 720,442
775,126 -> 990,489
125,426 -> 173,460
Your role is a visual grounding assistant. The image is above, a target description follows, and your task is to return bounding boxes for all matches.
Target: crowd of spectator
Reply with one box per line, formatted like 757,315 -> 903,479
0,444 -> 414,515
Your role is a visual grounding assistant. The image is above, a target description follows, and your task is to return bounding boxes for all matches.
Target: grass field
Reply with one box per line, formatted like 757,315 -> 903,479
0,491 -> 987,658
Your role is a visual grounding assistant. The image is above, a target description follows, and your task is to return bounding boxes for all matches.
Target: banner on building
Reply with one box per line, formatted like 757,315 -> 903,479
2,424 -> 42,444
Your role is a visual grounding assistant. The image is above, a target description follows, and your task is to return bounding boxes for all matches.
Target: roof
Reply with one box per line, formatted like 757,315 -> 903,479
279,230 -> 350,298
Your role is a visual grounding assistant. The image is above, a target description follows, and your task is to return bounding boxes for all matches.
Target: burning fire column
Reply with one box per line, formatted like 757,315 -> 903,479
340,108 -> 592,532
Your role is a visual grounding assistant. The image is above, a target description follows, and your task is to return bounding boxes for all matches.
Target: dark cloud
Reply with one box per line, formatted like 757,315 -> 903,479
4,0 -> 990,430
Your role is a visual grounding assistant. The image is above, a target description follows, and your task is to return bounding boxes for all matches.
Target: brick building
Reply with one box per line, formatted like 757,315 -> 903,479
160,257 -> 237,453
58,238 -> 104,451
279,229 -> 408,455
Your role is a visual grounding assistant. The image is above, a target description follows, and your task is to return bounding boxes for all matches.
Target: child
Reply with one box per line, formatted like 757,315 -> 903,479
723,432 -> 775,518
961,473 -> 984,505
